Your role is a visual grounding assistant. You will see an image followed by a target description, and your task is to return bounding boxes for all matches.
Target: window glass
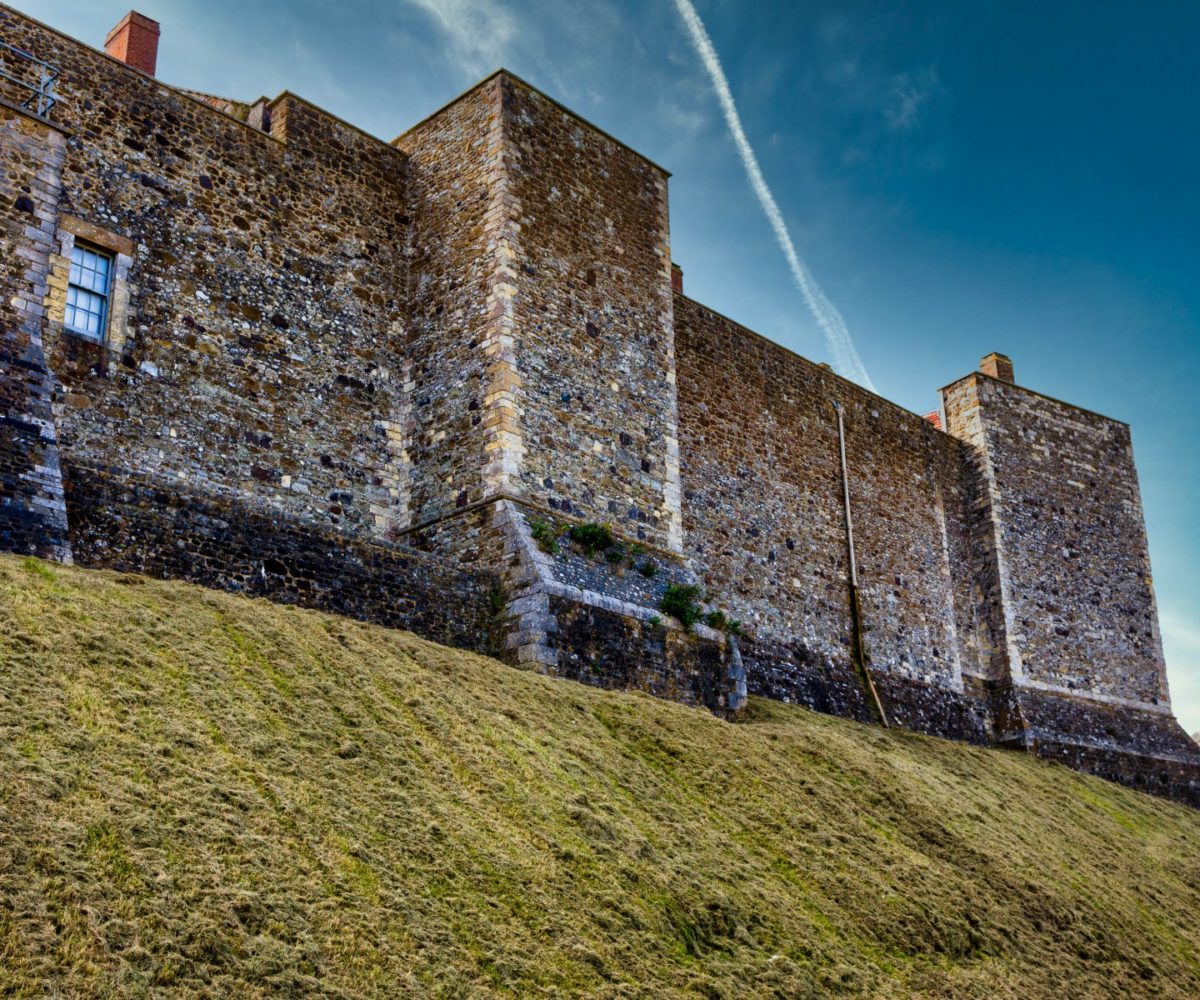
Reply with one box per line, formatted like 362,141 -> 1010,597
65,244 -> 112,340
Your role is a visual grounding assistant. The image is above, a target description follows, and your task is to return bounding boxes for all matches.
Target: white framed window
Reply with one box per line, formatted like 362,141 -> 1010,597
65,244 -> 112,341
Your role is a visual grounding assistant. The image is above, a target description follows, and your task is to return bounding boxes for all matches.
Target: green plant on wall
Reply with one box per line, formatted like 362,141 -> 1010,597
567,522 -> 615,558
636,560 -> 658,579
703,609 -> 744,636
529,520 -> 559,555
659,583 -> 704,632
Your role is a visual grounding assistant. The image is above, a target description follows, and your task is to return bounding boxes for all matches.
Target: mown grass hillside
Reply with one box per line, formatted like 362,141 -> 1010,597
2,554 -> 1199,998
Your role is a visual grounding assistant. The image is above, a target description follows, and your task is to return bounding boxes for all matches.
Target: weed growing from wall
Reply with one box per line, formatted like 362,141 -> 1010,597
660,583 -> 704,631
530,520 -> 560,555
568,522 -> 615,558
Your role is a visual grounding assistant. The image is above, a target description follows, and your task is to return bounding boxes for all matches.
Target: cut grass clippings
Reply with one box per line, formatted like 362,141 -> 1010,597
1,554 -> 1199,997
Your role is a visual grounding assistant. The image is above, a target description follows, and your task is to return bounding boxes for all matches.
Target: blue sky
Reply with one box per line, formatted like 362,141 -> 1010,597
19,0 -> 1200,733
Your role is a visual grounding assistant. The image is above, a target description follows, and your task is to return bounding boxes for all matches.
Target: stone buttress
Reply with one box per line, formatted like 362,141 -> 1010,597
942,361 -> 1200,803
395,72 -> 743,712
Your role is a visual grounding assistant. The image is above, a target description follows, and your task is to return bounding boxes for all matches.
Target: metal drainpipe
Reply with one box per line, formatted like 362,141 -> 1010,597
833,401 -> 889,728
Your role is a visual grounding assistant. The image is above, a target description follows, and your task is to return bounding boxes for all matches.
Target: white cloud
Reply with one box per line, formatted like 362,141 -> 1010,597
404,0 -> 519,77
656,96 -> 708,140
885,69 -> 940,132
671,0 -> 876,391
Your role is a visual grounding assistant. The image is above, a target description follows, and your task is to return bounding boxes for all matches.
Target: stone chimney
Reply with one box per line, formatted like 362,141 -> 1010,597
246,98 -> 273,133
671,262 -> 683,295
105,11 -> 160,76
980,352 -> 1014,383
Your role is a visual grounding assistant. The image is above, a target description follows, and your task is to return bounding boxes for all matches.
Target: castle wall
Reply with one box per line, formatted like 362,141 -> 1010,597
398,73 -> 684,552
0,6 -> 411,548
0,4 -> 1194,806
65,464 -> 499,651
500,77 -> 682,552
395,78 -> 508,532
940,369 -> 1199,803
942,372 -> 1168,707
397,74 -> 700,682
675,295 -> 990,738
0,5 -> 502,652
0,107 -> 70,559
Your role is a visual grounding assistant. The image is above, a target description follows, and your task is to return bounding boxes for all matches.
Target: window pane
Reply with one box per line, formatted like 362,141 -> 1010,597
65,244 -> 112,340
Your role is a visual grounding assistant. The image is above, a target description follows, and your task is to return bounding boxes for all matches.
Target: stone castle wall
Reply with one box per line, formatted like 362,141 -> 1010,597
0,4 -> 507,646
0,3 -> 1195,805
0,5 -> 411,550
0,106 -> 70,559
943,372 -> 1168,707
674,296 -> 989,740
394,77 -> 502,533
396,73 -> 681,551
500,78 -> 682,553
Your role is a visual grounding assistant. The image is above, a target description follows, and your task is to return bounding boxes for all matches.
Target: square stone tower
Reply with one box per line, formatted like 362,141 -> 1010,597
942,357 -> 1198,795
396,72 -> 681,551
396,72 -> 737,705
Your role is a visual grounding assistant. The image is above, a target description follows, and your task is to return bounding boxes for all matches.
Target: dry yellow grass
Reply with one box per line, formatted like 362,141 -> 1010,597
1,554 -> 1199,998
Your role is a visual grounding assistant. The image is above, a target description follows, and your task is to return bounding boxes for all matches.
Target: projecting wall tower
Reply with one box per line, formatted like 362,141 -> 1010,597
942,358 -> 1196,791
395,72 -> 741,708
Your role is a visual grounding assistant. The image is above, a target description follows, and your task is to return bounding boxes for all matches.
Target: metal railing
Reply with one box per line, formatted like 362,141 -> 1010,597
0,39 -> 59,118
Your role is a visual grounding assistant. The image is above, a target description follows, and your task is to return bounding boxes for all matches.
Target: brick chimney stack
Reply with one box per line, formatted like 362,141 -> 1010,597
105,11 -> 160,76
671,262 -> 684,295
980,352 -> 1015,384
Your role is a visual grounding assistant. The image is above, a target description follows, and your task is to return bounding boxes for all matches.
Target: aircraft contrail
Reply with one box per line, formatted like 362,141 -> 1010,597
671,0 -> 877,392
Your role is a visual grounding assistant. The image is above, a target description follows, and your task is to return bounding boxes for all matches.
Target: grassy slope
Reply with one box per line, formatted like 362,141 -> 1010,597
1,555 -> 1199,999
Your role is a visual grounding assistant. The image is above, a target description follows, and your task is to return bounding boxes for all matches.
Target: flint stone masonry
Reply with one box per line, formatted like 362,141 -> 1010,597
0,4 -> 1196,805
942,372 -> 1168,706
675,297 -> 985,722
395,74 -> 682,552
0,107 -> 71,561
66,461 -> 498,651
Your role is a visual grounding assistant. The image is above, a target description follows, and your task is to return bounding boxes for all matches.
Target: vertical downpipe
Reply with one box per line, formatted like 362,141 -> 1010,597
833,402 -> 889,727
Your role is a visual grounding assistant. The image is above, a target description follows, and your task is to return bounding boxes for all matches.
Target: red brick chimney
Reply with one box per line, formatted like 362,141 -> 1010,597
980,352 -> 1015,384
671,262 -> 684,295
923,410 -> 943,430
105,11 -> 160,76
